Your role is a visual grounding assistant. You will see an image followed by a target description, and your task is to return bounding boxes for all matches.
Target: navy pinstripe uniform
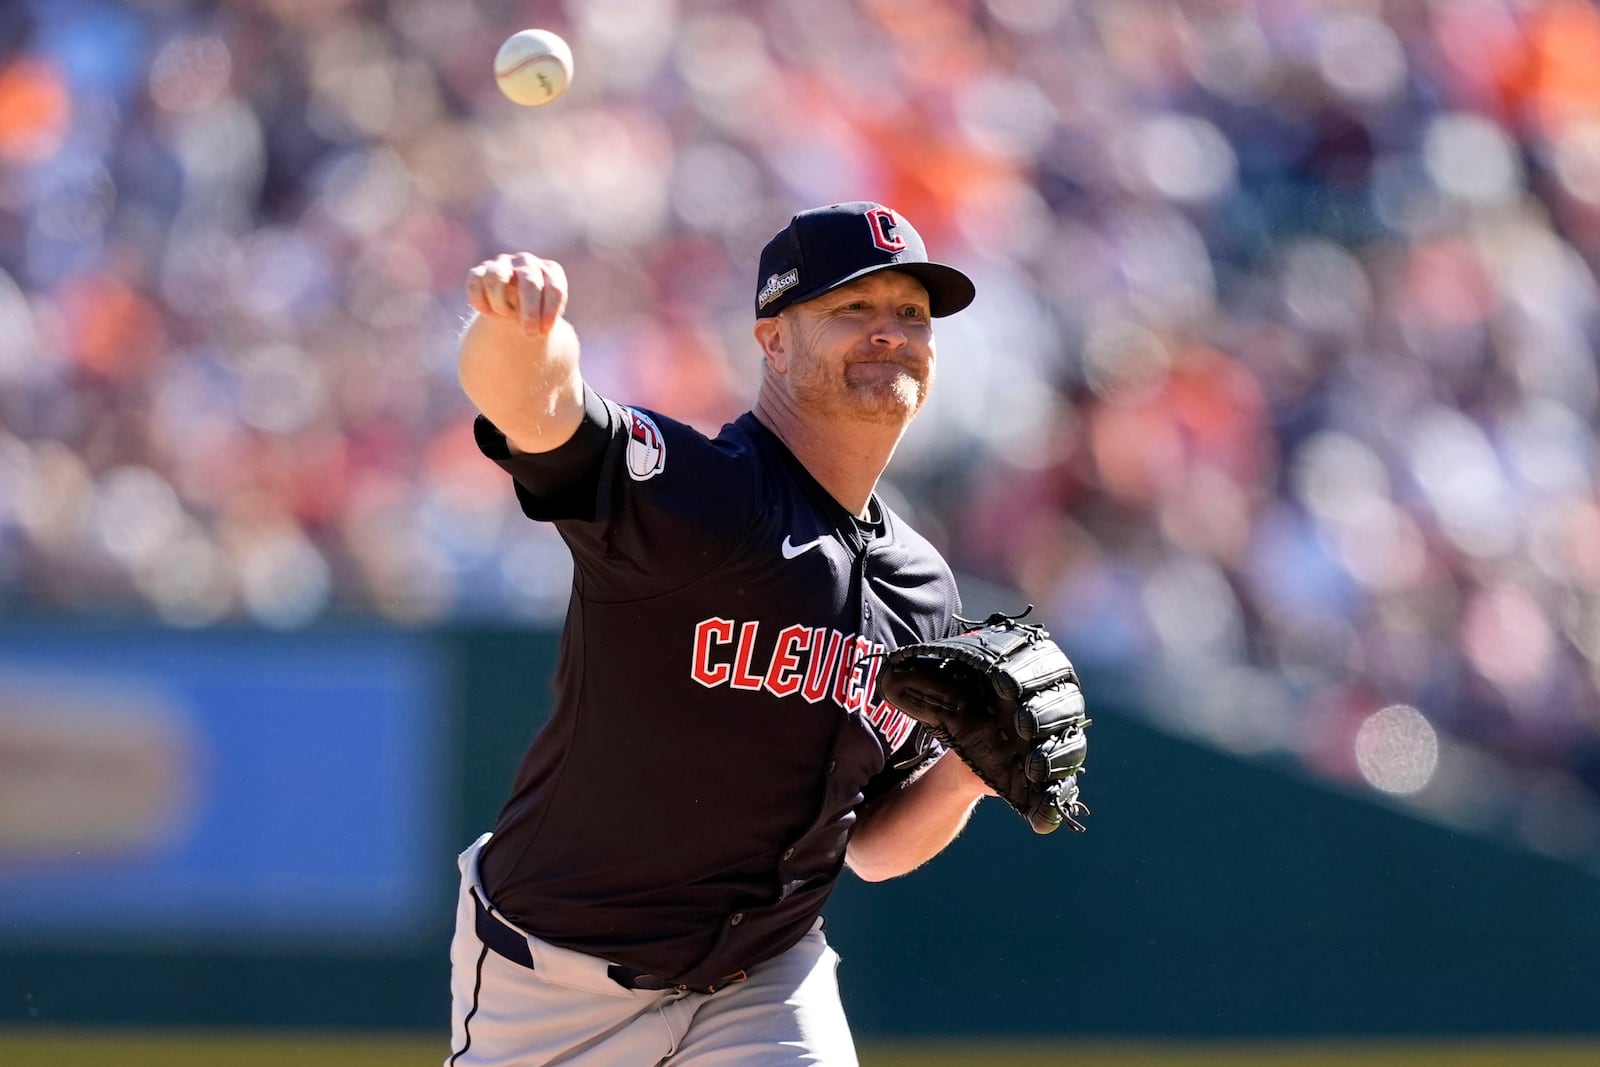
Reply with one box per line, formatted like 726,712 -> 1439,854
448,201 -> 978,1066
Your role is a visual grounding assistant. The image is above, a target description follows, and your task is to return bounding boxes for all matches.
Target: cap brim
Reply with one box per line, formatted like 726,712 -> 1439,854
786,261 -> 976,318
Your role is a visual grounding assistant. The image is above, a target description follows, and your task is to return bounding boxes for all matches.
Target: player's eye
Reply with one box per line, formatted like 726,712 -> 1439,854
901,305 -> 927,320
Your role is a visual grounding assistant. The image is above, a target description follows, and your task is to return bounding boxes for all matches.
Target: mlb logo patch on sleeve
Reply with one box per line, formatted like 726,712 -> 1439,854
624,408 -> 666,481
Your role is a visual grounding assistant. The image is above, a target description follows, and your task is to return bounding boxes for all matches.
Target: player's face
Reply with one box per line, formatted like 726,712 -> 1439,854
777,271 -> 936,425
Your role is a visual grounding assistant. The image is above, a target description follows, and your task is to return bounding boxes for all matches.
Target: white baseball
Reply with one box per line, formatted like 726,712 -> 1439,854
494,29 -> 573,107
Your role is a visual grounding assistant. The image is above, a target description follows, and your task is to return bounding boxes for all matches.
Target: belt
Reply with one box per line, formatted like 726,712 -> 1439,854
471,890 -> 748,995
606,963 -> 749,995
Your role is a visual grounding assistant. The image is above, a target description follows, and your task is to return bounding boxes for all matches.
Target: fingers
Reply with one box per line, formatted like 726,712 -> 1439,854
520,257 -> 568,335
465,253 -> 568,335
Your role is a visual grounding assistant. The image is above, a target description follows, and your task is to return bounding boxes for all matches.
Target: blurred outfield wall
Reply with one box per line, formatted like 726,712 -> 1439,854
2,623 -> 1598,1040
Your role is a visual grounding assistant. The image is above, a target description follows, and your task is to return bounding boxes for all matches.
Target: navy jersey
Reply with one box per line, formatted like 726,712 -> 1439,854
473,386 -> 962,987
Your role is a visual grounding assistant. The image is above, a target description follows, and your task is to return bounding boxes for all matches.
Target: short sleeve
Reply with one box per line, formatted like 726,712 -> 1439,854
476,388 -> 765,599
474,385 -> 612,523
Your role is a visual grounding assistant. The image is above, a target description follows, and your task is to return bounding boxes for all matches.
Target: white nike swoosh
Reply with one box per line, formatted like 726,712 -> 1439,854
781,535 -> 826,560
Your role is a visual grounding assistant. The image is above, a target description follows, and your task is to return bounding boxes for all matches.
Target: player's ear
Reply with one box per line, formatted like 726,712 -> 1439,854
753,315 -> 789,373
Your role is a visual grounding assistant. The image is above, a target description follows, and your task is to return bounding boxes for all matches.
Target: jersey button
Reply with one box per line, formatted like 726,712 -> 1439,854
730,913 -> 744,926
782,847 -> 795,861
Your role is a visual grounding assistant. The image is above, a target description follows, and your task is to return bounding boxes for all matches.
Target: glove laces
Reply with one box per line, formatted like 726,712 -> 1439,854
952,604 -> 1034,630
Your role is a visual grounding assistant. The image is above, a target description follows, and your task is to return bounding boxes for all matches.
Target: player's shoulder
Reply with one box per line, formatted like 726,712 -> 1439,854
595,396 -> 766,478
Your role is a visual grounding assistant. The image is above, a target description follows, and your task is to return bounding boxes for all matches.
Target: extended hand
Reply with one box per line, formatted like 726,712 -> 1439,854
465,252 -> 569,337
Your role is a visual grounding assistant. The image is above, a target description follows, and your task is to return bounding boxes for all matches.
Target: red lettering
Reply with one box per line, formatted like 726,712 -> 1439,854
801,629 -> 843,704
842,636 -> 874,712
863,696 -> 916,752
691,618 -> 922,752
887,714 -> 914,749
855,643 -> 884,714
765,625 -> 811,698
731,621 -> 765,691
691,617 -> 735,688
832,633 -> 860,709
866,208 -> 906,252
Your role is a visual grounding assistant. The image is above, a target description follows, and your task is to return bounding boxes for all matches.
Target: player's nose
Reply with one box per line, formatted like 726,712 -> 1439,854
868,312 -> 909,349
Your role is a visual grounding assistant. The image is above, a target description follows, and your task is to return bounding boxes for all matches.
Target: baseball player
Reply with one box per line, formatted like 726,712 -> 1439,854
449,202 -> 994,1066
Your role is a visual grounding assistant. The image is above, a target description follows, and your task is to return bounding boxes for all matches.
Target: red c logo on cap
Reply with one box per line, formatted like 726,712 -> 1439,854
866,209 -> 906,253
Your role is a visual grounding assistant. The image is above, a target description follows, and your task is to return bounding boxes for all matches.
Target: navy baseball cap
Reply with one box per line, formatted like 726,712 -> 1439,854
754,202 -> 975,318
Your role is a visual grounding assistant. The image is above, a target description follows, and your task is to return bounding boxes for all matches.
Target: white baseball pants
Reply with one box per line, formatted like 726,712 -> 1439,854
445,833 -> 861,1066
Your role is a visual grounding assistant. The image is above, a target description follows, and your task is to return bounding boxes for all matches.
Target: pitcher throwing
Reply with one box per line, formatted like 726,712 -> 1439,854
448,202 -> 1089,1065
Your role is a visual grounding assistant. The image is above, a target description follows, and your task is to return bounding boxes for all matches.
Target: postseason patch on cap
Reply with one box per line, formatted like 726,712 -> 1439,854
753,201 -> 975,318
757,269 -> 799,310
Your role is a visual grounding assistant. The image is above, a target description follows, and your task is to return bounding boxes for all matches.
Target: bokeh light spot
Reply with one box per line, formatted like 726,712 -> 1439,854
1355,704 -> 1439,795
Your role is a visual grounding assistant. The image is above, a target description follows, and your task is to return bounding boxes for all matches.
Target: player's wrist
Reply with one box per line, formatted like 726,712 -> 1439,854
940,749 -> 999,799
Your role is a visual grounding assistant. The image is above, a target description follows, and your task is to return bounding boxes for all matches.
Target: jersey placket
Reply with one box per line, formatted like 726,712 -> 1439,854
699,524 -> 879,981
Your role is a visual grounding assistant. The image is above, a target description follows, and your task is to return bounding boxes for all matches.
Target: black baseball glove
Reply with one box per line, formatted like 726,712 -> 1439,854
876,609 -> 1090,834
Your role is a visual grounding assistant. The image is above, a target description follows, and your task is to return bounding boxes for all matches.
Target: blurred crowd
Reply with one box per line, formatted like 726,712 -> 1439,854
4,0 -> 1600,863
